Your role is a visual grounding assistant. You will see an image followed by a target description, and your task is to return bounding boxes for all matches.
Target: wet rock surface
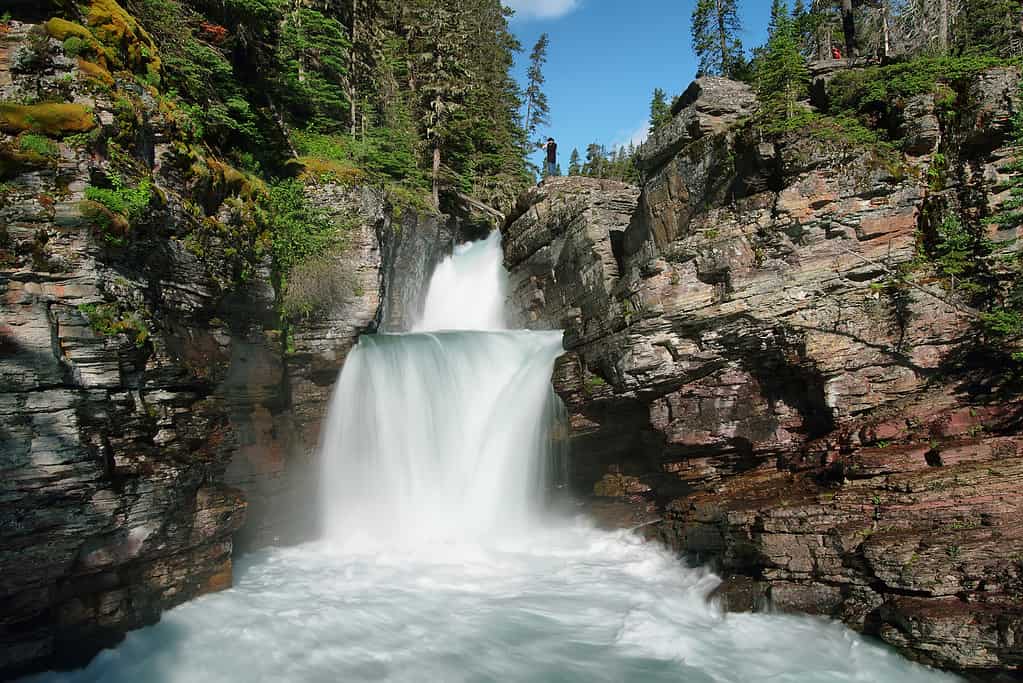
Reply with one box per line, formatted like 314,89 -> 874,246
0,20 -> 455,676
504,69 -> 1023,677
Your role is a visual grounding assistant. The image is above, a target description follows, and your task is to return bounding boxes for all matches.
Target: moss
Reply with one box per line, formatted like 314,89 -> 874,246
86,0 -> 162,84
76,57 -> 115,88
288,156 -> 368,185
80,199 -> 131,243
45,18 -> 93,42
0,142 -> 53,179
0,103 -> 96,136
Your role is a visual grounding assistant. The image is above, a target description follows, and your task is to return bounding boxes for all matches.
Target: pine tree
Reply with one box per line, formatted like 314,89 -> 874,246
757,0 -> 810,120
691,0 -> 745,79
583,143 -> 605,178
957,0 -> 1018,55
402,0 -> 473,208
524,33 -> 551,140
568,148 -> 581,176
649,88 -> 671,133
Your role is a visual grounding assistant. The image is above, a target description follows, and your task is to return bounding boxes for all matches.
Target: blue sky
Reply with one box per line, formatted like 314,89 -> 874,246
505,0 -> 774,172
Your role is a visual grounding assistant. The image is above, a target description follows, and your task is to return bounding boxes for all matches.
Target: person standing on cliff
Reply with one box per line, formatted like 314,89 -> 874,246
543,137 -> 558,178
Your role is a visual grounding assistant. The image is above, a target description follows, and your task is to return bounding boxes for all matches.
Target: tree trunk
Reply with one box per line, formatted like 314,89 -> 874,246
938,0 -> 949,52
881,1 -> 891,59
432,144 -> 441,209
716,0 -> 729,75
841,0 -> 856,57
349,0 -> 358,136
814,0 -> 832,60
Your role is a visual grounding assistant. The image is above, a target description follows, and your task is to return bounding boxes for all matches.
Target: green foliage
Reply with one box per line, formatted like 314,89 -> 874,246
827,54 -> 1006,117
18,134 -> 58,157
956,0 -> 1020,56
568,148 -> 581,176
756,1 -> 809,121
691,0 -> 745,79
578,142 -> 639,183
649,88 -> 671,133
62,35 -> 89,57
982,308 -> 1023,339
524,33 -> 551,139
77,302 -> 150,347
266,180 -> 346,275
84,172 -> 153,223
930,215 -> 992,292
278,8 -> 351,132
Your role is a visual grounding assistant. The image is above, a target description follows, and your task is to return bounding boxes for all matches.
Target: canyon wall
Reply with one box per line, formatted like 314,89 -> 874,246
0,18 -> 454,675
503,73 -> 1023,677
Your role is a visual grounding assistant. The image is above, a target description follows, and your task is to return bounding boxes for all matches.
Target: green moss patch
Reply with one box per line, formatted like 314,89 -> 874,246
0,142 -> 54,179
86,0 -> 162,84
0,103 -> 96,136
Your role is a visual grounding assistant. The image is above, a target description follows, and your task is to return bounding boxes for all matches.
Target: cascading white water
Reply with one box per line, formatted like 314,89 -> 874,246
27,232 -> 961,683
319,330 -> 564,544
415,230 -> 509,331
319,229 -> 564,545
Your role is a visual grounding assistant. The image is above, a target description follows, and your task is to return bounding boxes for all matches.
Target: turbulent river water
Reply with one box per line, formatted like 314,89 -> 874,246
29,233 -> 960,683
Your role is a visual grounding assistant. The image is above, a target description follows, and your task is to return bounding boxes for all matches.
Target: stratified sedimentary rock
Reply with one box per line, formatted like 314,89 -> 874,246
503,67 -> 1023,677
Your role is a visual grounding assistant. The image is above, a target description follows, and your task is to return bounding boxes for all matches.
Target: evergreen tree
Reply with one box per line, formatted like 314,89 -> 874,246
757,0 -> 810,120
523,33 -> 551,140
568,148 -> 581,176
649,88 -> 671,132
957,0 -> 1018,55
691,0 -> 745,78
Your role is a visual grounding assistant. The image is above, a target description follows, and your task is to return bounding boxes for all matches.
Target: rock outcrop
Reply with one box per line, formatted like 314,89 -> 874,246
0,17 -> 454,676
504,69 -> 1023,677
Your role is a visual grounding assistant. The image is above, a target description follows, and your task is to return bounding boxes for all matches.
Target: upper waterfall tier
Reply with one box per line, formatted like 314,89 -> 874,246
415,231 -> 509,332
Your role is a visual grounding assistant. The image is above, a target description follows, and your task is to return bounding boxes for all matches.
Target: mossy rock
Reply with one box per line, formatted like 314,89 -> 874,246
85,0 -> 162,83
288,156 -> 368,185
76,57 -> 115,87
0,142 -> 53,180
0,103 -> 96,136
189,154 -> 267,209
80,199 -> 130,238
44,18 -> 94,42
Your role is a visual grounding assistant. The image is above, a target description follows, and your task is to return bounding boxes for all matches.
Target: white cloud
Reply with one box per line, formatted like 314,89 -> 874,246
611,121 -> 649,150
504,0 -> 580,20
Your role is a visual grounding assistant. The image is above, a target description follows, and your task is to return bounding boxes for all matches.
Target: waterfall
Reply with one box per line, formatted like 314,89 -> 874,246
319,231 -> 565,545
31,232 -> 961,683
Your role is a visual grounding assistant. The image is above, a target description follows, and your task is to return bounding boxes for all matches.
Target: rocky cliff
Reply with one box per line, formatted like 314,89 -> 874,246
0,15 -> 457,676
503,72 -> 1023,677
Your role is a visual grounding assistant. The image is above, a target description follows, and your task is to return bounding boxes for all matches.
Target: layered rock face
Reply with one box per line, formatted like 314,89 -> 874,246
0,20 -> 453,676
504,75 -> 1023,676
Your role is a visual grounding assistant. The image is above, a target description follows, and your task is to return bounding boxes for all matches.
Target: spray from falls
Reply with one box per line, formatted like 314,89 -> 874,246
319,231 -> 565,544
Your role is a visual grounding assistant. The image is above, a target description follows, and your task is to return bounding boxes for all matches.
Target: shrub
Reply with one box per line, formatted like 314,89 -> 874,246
84,173 -> 153,224
266,180 -> 348,274
77,303 -> 150,347
281,252 -> 357,319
